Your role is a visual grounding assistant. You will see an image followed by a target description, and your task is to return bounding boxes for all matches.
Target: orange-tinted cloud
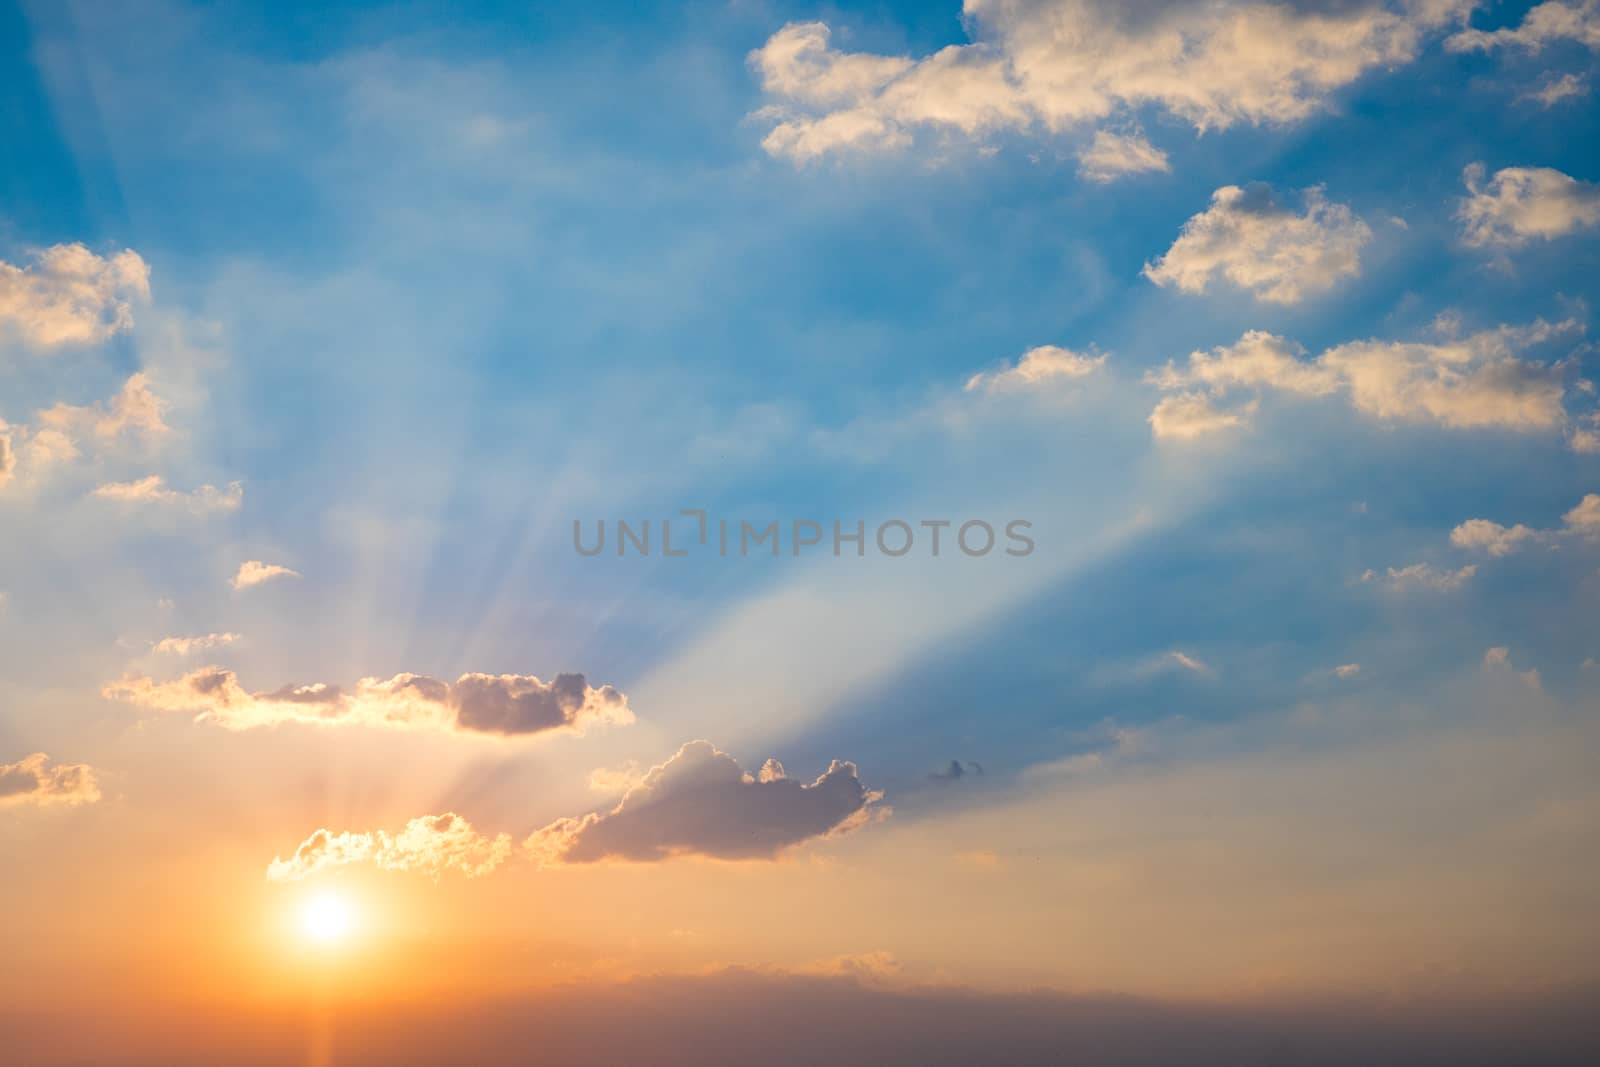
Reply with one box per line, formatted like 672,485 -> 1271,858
101,666 -> 633,737
266,812 -> 511,881
0,753 -> 101,808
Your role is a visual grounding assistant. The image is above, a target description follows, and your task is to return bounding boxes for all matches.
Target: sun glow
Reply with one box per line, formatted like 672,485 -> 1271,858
299,891 -> 356,946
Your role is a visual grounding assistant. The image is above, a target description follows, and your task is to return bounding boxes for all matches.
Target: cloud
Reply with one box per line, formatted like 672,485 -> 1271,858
13,968 -> 1599,1066
1450,490 -> 1600,554
1333,663 -> 1363,678
748,21 -> 914,107
0,243 -> 151,348
929,759 -> 985,782
1446,0 -> 1600,53
1076,130 -> 1169,183
453,673 -> 632,736
1022,722 -> 1150,780
35,372 -> 169,441
748,3 -> 1470,162
92,476 -> 243,514
1147,392 -> 1255,440
231,560 -> 299,590
1572,415 -> 1600,453
1144,184 -> 1372,304
1165,650 -> 1212,674
527,740 -> 883,863
757,107 -> 911,163
152,632 -> 241,656
1146,319 -> 1585,437
1458,164 -> 1600,248
964,345 -> 1106,392
1450,518 -> 1540,556
101,666 -> 633,736
1524,72 -> 1589,106
0,373 -> 170,492
266,812 -> 511,881
0,753 -> 101,808
588,761 -> 647,794
1482,646 -> 1542,690
793,950 -> 904,984
1360,562 -> 1478,590
1564,492 -> 1600,536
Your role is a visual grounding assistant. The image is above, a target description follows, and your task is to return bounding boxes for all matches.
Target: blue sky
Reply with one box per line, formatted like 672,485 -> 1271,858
4,0 -> 1598,772
4,1 -> 1600,1040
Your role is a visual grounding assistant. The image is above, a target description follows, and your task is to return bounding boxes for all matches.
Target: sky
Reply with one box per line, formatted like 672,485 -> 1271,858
2,0 -> 1600,1063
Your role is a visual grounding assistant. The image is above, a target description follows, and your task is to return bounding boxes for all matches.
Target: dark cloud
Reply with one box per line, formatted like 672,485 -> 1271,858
529,740 -> 885,862
453,672 -> 628,736
6,970 -> 1595,1067
930,759 -> 984,782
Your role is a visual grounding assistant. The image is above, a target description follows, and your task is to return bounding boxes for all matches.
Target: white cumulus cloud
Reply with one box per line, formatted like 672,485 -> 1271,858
1146,319 -> 1586,438
1450,491 -> 1600,555
0,244 -> 151,348
1458,164 -> 1600,248
1147,392 -> 1256,440
1144,184 -> 1372,304
964,345 -> 1106,392
748,3 -> 1472,163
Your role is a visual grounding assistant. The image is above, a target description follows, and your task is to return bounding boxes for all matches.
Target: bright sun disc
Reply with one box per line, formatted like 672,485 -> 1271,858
300,892 -> 356,945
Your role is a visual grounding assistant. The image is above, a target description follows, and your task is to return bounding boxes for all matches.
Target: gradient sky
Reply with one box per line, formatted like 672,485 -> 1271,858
3,1 -> 1600,1063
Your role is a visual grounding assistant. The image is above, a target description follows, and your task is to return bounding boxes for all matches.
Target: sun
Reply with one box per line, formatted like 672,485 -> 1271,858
299,891 -> 357,946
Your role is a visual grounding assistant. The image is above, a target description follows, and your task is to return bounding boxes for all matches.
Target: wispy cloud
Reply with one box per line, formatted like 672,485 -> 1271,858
1076,130 -> 1169,184
1361,562 -> 1478,591
231,561 -> 299,590
152,633 -> 241,656
93,476 -> 243,514
1523,72 -> 1588,107
1446,1 -> 1600,54
1482,646 -> 1542,690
